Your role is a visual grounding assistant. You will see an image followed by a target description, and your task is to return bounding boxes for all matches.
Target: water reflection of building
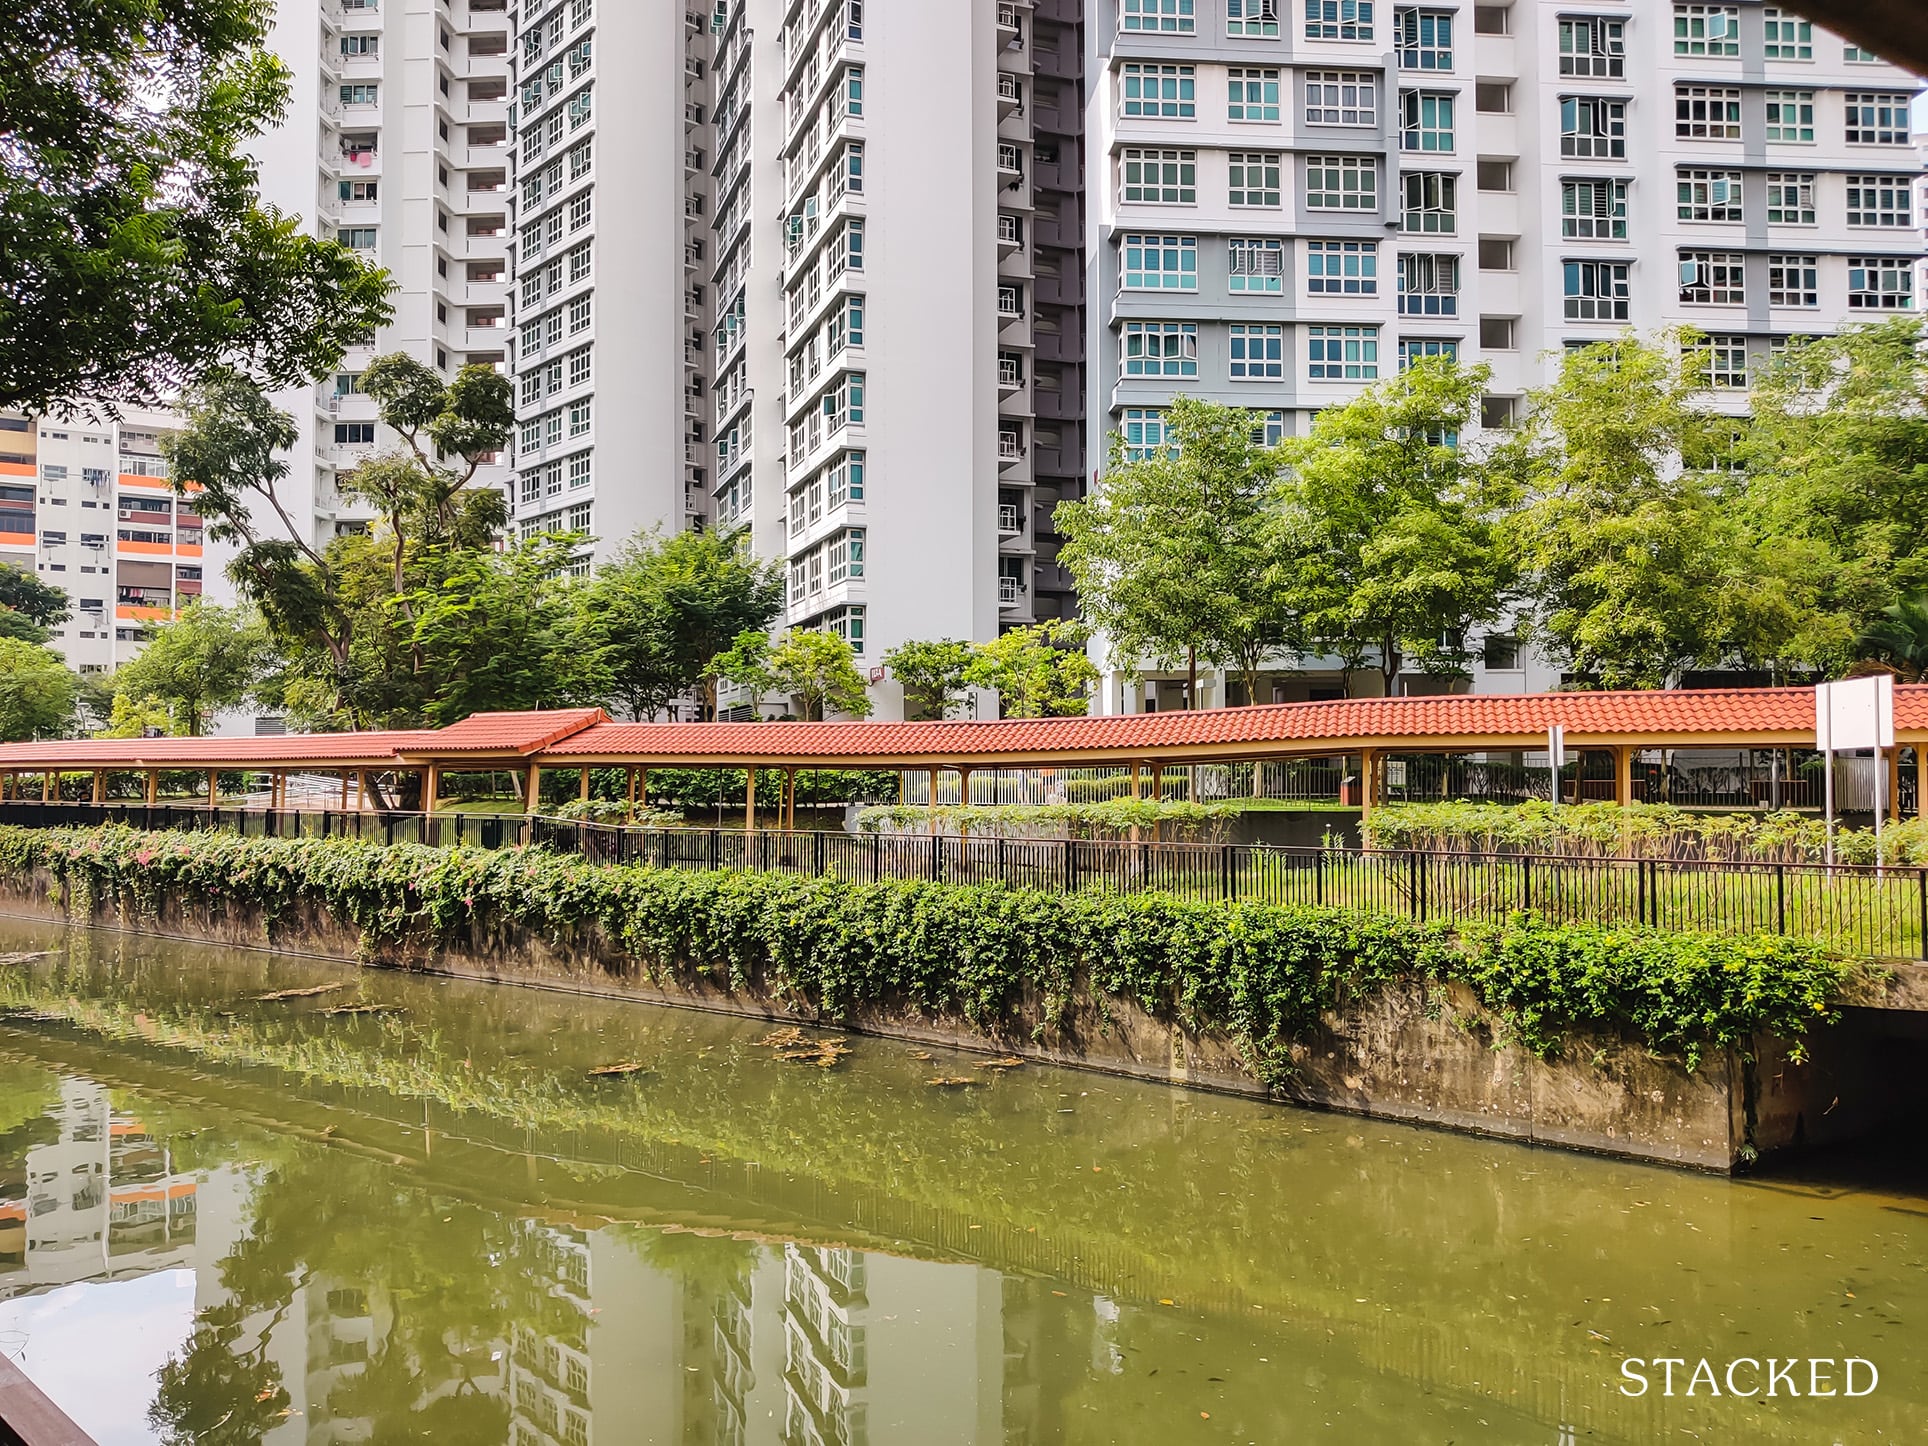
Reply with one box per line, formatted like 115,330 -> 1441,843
509,1221 -> 595,1446
782,1246 -> 869,1446
0,1080 -> 196,1298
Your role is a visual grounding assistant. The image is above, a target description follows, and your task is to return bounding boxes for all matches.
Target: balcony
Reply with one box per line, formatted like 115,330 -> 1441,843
997,215 -> 1023,253
998,503 -> 1023,535
997,74 -> 1023,114
998,575 -> 1024,607
997,430 -> 1024,463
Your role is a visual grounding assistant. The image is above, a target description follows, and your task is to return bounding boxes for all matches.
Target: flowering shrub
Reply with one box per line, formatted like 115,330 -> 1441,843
0,824 -> 1852,1082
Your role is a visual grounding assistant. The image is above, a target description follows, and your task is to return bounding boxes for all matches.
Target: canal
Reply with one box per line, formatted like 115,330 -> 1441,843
0,916 -> 1922,1445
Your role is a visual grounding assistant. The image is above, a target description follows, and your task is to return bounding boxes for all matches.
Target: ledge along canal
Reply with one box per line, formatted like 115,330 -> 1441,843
0,917 -> 1923,1445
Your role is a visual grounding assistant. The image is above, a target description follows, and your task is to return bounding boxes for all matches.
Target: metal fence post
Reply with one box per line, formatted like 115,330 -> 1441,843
814,828 -> 826,876
1521,856 -> 1532,914
1065,838 -> 1077,894
1919,867 -> 1927,962
1220,843 -> 1233,901
1776,863 -> 1788,937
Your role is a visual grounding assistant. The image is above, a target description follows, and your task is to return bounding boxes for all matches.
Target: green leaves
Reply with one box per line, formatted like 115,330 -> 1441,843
960,622 -> 1098,718
0,824 -> 1852,1086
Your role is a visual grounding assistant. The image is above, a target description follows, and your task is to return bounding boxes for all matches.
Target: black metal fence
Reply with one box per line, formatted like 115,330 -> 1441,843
2,801 -> 1923,962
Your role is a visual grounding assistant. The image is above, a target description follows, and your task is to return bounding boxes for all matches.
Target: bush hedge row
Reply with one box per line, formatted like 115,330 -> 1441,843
0,824 -> 1851,1082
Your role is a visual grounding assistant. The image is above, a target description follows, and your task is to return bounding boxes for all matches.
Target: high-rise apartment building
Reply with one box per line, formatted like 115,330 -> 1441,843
1085,0 -> 1924,712
254,0 -> 516,552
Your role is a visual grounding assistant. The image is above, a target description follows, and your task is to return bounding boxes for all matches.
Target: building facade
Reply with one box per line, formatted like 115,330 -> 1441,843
1084,0 -> 1924,712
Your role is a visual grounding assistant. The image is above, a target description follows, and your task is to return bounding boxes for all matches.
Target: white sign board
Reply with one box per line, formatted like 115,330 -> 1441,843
1815,675 -> 1895,752
1546,724 -> 1567,770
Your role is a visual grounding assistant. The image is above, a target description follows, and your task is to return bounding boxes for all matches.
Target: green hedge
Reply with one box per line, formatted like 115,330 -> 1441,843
0,825 -> 1851,1082
855,798 -> 1244,839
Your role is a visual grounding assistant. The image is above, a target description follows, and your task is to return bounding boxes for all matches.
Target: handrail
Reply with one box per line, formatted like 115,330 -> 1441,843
0,1352 -> 95,1446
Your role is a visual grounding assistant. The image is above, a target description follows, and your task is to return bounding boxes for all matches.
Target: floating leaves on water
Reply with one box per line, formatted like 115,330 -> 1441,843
926,1075 -> 981,1088
976,1055 -> 1025,1070
586,1060 -> 651,1078
756,1025 -> 849,1068
254,983 -> 350,1002
907,1049 -> 933,1060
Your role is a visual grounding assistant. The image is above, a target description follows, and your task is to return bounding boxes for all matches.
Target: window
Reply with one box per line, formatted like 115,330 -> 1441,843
1562,178 -> 1628,239
341,34 -> 379,55
1228,152 -> 1281,206
1561,97 -> 1626,158
1228,0 -> 1281,35
1121,148 -> 1196,203
1229,323 -> 1284,378
1395,8 -> 1453,70
1401,172 -> 1456,233
1306,72 -> 1376,126
832,294 -> 865,349
570,141 -> 592,180
1564,260 -> 1630,320
338,180 -> 378,202
1559,17 -> 1623,77
1847,174 -> 1912,227
1765,172 -> 1816,225
1848,257 -> 1914,309
1479,315 -> 1517,349
568,453 -> 592,489
339,227 -> 377,249
1477,158 -> 1514,192
1121,408 -> 1171,460
1695,335 -> 1749,390
841,141 -> 865,194
1307,325 -> 1379,379
334,423 -> 376,444
1482,633 -> 1521,668
340,83 -> 379,105
1121,63 -> 1196,118
1398,252 -> 1459,315
1473,5 -> 1508,33
1477,237 -> 1514,270
568,292 -> 592,332
1121,321 -> 1199,376
1673,5 -> 1739,57
1764,91 -> 1814,143
1305,155 -> 1376,210
1401,91 -> 1454,151
1251,411 -> 1289,447
828,529 -> 865,584
1122,0 -> 1195,32
1398,337 -> 1458,371
829,451 -> 866,508
1121,233 -> 1197,289
1767,254 -> 1818,307
1227,69 -> 1281,122
570,398 -> 592,435
569,191 -> 592,231
1230,237 -> 1286,292
1679,251 -> 1745,305
1762,8 -> 1812,60
1304,0 -> 1374,41
1678,170 -> 1742,223
1843,45 -> 1881,63
1845,94 -> 1910,145
1676,87 -> 1742,141
568,347 -> 592,385
823,372 -> 865,429
998,283 -> 1023,315
1307,239 -> 1377,294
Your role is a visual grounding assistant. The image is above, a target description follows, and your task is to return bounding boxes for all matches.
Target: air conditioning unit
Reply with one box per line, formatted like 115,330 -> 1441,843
117,508 -> 133,520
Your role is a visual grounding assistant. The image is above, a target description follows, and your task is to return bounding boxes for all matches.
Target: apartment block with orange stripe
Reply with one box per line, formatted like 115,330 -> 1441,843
0,407 -> 208,677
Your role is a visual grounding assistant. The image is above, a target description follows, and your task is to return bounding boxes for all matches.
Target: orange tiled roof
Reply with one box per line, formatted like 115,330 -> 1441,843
0,688 -> 1918,774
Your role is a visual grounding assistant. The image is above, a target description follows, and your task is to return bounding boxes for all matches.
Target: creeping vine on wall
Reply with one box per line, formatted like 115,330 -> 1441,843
0,825 -> 1852,1083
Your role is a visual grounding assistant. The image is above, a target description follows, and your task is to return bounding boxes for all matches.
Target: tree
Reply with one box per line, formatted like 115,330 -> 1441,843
1057,398 -> 1292,708
1856,592 -> 1928,682
0,565 -> 70,644
882,638 -> 974,719
1281,357 -> 1509,695
108,601 -> 272,735
0,638 -> 77,739
1,1 -> 393,415
1496,338 -> 1764,689
963,623 -> 1099,718
715,629 -> 873,721
577,528 -> 784,720
401,537 -> 606,727
164,360 -> 515,729
96,693 -> 180,740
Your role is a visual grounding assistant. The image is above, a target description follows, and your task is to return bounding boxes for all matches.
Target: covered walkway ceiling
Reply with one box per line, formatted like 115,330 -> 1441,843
0,688 -> 1920,777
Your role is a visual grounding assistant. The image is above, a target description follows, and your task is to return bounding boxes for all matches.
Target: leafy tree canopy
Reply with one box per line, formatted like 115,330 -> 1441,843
963,622 -> 1099,718
109,600 -> 273,735
713,628 -> 872,721
881,638 -> 975,720
1,0 -> 394,414
0,637 -> 78,740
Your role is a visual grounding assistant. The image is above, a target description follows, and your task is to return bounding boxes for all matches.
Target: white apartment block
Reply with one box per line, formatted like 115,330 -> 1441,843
0,408 -> 198,678
255,0 -> 516,554
1085,0 -> 1924,713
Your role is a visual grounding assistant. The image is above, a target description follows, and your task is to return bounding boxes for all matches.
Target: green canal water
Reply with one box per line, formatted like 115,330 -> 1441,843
0,918 -> 1923,1445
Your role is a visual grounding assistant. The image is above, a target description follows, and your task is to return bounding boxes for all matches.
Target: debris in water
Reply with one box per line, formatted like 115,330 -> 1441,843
756,1026 -> 806,1049
907,1049 -> 933,1060
322,1004 -> 402,1017
254,983 -> 350,1002
586,1061 -> 651,1078
777,1039 -> 849,1068
927,1076 -> 981,1088
976,1055 -> 1024,1070
0,951 -> 53,967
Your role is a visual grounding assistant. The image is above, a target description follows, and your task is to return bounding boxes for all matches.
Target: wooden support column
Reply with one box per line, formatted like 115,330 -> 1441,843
1919,746 -> 1927,824
785,768 -> 798,832
1359,748 -> 1379,821
339,772 -> 351,811
928,765 -> 940,833
522,764 -> 542,815
211,770 -> 222,810
744,766 -> 758,834
1613,745 -> 1634,807
422,765 -> 439,815
40,772 -> 51,803
145,770 -> 158,805
637,767 -> 648,809
579,767 -> 592,803
1888,747 -> 1903,824
626,767 -> 637,820
91,771 -> 104,805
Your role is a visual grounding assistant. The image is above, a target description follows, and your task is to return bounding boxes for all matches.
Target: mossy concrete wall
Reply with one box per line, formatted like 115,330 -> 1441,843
0,870 -> 1883,1173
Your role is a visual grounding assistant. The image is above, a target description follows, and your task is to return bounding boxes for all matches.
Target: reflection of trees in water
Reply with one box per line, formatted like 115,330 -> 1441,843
623,1226 -> 762,1446
149,1301 -> 292,1446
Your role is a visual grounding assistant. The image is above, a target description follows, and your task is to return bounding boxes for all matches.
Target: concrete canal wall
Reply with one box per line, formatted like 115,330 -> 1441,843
0,869 -> 1910,1174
